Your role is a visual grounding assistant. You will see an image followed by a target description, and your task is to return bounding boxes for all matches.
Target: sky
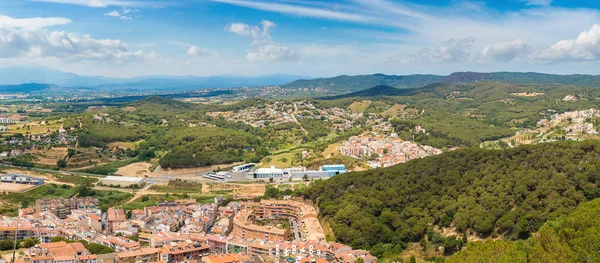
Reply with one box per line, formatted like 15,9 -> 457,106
2,0 -> 600,78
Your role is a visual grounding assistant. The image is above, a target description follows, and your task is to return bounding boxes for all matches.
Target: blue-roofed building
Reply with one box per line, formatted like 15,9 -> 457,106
320,164 -> 346,177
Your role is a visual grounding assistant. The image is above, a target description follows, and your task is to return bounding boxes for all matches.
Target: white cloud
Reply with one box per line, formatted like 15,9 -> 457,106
104,8 -> 137,20
186,46 -> 211,57
393,37 -> 475,64
29,0 -> 161,8
247,43 -> 295,61
0,15 -> 71,30
521,0 -> 552,6
533,24 -> 600,62
0,15 -> 152,62
226,20 -> 296,62
104,10 -> 121,17
480,39 -> 530,62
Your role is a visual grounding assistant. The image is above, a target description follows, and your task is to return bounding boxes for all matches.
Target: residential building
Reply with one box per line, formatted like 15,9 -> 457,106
116,248 -> 160,263
160,242 -> 212,263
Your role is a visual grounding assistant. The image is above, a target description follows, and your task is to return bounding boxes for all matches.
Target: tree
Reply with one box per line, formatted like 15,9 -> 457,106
86,243 -> 115,254
20,238 -> 39,248
303,174 -> 309,182
141,196 -> 150,202
57,159 -> 67,168
409,255 -> 416,263
50,236 -> 68,243
0,240 -> 14,251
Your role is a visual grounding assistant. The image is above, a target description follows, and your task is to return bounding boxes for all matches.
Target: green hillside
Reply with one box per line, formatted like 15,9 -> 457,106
448,195 -> 600,262
301,140 -> 600,258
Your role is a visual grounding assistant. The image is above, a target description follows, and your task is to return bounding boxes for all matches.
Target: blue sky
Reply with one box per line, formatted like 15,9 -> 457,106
1,0 -> 600,78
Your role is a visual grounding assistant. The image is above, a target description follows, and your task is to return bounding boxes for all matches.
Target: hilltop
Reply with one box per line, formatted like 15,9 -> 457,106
282,74 -> 444,94
318,85 -> 415,100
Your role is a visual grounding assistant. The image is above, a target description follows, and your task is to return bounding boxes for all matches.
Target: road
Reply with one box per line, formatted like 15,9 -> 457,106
290,218 -> 302,240
291,102 -> 308,135
0,163 -> 107,178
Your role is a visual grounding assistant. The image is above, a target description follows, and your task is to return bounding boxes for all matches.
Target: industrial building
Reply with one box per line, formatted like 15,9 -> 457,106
100,176 -> 146,188
320,164 -> 347,176
231,163 -> 255,172
0,174 -> 45,185
253,165 -> 347,180
252,166 -> 284,179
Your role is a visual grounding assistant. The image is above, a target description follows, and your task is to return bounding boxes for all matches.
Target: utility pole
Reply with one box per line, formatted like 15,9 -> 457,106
11,203 -> 21,263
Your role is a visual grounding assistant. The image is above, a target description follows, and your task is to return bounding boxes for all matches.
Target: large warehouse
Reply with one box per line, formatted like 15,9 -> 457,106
101,176 -> 146,188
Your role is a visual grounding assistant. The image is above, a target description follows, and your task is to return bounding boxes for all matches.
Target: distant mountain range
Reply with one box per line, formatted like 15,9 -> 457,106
0,66 -> 308,92
3,66 -> 600,96
285,72 -> 600,95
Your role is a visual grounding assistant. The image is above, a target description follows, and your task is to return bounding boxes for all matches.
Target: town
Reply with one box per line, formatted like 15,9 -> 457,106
0,195 -> 375,263
340,135 -> 442,168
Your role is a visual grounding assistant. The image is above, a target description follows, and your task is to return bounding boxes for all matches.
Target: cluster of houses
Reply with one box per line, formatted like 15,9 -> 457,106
0,196 -> 376,263
536,108 -> 600,137
226,100 -> 384,133
340,136 -> 442,168
0,114 -> 27,124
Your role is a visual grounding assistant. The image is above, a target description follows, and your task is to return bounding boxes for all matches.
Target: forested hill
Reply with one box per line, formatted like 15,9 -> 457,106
318,85 -> 415,100
441,72 -> 600,86
448,196 -> 600,262
282,74 -> 444,93
0,83 -> 53,93
301,140 -> 600,257
282,72 -> 600,96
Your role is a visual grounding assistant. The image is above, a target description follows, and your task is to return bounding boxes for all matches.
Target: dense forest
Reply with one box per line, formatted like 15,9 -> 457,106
448,196 -> 600,262
159,126 -> 267,169
301,141 -> 600,257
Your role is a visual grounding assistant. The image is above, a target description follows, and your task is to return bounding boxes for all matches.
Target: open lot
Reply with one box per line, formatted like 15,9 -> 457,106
115,162 -> 154,177
107,140 -> 143,150
0,182 -> 37,193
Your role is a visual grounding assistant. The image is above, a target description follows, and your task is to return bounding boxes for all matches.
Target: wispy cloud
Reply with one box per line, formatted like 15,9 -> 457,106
521,0 -> 552,7
211,0 -> 373,23
29,0 -> 165,8
104,8 -> 137,20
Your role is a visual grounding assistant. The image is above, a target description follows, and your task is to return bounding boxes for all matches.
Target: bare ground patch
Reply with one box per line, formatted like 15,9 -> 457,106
114,162 -> 154,177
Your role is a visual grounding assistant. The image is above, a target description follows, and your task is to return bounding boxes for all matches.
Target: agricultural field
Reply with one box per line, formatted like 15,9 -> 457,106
30,147 -> 68,166
67,148 -> 114,169
2,121 -> 63,136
